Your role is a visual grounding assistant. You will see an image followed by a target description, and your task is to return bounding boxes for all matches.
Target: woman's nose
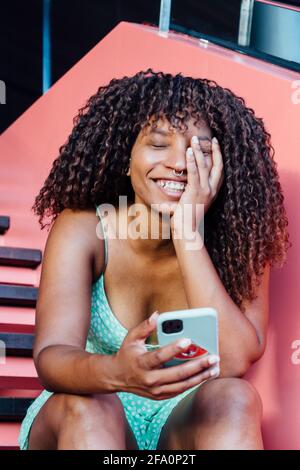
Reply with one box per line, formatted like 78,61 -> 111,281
163,145 -> 187,173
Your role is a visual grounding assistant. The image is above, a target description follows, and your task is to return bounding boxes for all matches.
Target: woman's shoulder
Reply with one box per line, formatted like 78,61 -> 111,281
51,207 -> 98,238
47,207 -> 105,283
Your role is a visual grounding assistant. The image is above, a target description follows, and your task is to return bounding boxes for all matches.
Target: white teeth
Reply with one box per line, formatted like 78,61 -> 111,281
156,180 -> 186,191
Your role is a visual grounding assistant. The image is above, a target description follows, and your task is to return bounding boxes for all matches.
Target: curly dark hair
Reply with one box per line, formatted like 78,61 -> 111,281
32,68 -> 291,312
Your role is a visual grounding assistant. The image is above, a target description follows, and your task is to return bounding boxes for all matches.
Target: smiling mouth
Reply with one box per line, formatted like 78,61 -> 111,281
151,179 -> 187,199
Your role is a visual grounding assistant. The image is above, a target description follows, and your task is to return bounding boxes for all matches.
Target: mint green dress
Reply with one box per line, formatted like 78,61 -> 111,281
18,207 -> 202,450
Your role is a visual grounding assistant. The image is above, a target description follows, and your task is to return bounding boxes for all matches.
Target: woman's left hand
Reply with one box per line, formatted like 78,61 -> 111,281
170,136 -> 224,236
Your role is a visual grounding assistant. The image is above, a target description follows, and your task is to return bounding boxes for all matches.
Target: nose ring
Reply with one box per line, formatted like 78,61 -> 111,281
173,169 -> 184,177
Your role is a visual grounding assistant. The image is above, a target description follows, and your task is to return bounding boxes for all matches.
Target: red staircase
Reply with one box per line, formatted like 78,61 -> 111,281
0,215 -> 43,449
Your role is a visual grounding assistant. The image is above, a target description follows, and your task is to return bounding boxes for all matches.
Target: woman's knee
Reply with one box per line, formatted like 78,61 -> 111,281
61,392 -> 126,426
28,392 -> 127,450
193,378 -> 263,422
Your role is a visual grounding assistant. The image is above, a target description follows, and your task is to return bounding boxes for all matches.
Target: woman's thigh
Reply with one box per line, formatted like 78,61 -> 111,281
28,392 -> 138,450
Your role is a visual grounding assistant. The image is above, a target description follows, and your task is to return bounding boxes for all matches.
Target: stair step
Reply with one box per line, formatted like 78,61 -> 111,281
0,422 -> 20,449
0,389 -> 40,398
0,284 -> 38,307
0,357 -> 42,390
0,306 -> 35,333
0,397 -> 34,421
0,217 -> 10,235
0,246 -> 42,269
0,265 -> 38,287
0,332 -> 34,357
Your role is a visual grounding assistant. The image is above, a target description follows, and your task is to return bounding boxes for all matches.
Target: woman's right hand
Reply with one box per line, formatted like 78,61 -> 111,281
113,311 -> 220,400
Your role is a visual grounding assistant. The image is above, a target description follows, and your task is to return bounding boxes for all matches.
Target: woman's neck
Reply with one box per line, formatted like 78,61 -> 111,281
115,202 -> 176,260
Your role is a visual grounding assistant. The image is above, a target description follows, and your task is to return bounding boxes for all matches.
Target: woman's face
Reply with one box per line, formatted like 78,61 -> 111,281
128,115 -> 213,214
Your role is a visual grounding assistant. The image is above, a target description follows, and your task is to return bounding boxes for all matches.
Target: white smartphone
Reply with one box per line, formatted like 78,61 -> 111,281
156,307 -> 219,368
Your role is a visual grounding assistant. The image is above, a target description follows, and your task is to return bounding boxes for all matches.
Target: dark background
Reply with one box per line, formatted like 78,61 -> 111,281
1,0 -> 299,134
0,0 -> 242,134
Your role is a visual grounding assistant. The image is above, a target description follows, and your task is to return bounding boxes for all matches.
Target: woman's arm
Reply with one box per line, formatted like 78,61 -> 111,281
33,208 -> 120,394
170,137 -> 270,378
172,230 -> 270,378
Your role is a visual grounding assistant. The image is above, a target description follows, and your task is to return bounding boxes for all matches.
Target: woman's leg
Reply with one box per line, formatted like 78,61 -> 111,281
28,392 -> 138,450
156,378 -> 264,450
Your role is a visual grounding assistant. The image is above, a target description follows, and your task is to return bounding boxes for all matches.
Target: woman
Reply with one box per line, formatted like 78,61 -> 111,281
18,69 -> 290,450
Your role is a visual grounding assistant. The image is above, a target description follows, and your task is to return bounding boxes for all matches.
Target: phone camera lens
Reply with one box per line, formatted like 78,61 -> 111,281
162,319 -> 183,334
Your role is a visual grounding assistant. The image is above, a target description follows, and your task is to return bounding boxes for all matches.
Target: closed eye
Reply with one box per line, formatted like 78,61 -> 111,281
151,145 -> 168,149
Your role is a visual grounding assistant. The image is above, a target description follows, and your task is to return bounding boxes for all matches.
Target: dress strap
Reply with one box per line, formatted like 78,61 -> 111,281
95,204 -> 108,271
